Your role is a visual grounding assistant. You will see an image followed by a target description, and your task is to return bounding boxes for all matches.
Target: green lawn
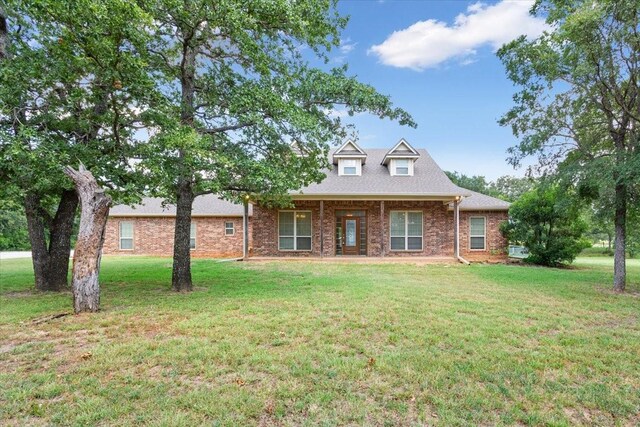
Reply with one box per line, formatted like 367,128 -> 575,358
1,257 -> 639,426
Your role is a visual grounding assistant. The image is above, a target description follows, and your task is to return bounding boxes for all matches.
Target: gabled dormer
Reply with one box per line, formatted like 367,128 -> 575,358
333,140 -> 367,176
381,139 -> 420,176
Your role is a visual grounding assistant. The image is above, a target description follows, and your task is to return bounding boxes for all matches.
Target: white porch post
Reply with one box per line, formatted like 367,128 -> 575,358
454,198 -> 460,258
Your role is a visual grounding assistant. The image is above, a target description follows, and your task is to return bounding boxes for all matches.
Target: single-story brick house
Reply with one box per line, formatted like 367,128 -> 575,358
104,139 -> 510,261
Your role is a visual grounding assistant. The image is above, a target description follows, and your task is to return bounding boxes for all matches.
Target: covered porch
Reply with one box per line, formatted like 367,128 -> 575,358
250,196 -> 464,259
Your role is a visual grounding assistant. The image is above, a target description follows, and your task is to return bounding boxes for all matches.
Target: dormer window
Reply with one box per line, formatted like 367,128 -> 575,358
334,140 -> 367,176
394,159 -> 410,176
341,159 -> 358,175
382,139 -> 420,177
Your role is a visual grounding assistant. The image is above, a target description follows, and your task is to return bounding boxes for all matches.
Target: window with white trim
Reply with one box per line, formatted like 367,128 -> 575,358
119,221 -> 133,250
469,217 -> 486,250
394,159 -> 410,175
390,211 -> 423,251
190,222 -> 196,249
225,221 -> 235,236
339,158 -> 360,176
278,211 -> 312,251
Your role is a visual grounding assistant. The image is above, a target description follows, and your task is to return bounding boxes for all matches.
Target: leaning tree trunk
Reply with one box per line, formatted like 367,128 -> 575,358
64,165 -> 111,313
24,191 -> 78,291
613,182 -> 626,292
172,178 -> 194,292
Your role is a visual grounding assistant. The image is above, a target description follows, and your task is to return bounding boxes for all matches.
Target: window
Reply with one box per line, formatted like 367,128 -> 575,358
339,158 -> 360,176
278,211 -> 312,251
390,211 -> 423,251
470,217 -> 486,250
119,221 -> 133,250
225,221 -> 235,236
190,222 -> 197,249
394,159 -> 410,175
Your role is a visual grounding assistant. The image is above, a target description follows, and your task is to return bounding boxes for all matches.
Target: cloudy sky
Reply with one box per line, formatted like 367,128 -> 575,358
320,0 -> 547,179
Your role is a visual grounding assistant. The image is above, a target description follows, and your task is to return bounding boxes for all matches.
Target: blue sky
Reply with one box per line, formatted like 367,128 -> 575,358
320,0 -> 547,179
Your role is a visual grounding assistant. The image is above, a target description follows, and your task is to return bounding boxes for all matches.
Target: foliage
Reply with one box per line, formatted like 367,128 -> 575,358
0,0 -> 154,204
497,0 -> 640,290
0,201 -> 29,250
445,171 -> 534,202
140,0 -> 415,202
501,184 -> 591,266
1,257 -> 639,424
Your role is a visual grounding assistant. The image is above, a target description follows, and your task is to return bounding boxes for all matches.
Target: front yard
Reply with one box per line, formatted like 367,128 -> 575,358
1,257 -> 639,426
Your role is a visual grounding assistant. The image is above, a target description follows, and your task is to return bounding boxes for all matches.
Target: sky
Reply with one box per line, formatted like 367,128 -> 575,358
318,0 -> 548,180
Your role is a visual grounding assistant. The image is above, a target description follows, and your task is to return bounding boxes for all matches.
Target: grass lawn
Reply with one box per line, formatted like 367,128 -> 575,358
1,256 -> 639,426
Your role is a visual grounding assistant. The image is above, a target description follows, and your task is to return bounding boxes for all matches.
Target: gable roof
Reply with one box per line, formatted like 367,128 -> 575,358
109,195 -> 251,217
293,148 -> 470,199
381,138 -> 420,165
453,190 -> 511,211
332,139 -> 367,164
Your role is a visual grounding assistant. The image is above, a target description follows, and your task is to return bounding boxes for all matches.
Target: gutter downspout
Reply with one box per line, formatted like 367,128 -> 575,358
454,198 -> 469,265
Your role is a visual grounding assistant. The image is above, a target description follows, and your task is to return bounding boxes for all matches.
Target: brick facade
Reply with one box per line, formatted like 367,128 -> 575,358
103,216 -> 249,258
459,210 -> 509,261
252,200 -> 508,261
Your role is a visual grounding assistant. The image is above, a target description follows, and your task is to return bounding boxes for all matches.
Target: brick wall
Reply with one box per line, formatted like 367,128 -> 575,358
103,216 -> 250,258
252,200 -> 508,260
459,210 -> 509,261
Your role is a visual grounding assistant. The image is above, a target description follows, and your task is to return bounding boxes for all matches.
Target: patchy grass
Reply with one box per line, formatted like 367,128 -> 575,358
0,256 -> 639,426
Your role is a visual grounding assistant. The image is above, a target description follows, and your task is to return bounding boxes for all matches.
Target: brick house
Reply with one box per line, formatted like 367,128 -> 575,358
104,139 -> 510,261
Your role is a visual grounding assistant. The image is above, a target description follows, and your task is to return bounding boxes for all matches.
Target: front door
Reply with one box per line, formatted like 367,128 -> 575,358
342,216 -> 360,255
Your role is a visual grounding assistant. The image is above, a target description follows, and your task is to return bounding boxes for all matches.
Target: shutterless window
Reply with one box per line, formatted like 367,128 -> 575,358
190,222 -> 196,249
395,159 -> 410,175
342,159 -> 358,175
470,217 -> 486,250
119,221 -> 133,250
278,211 -> 312,251
390,211 -> 423,250
225,221 -> 234,236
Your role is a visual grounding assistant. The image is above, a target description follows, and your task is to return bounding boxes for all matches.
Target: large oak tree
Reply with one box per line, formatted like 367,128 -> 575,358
498,0 -> 640,291
0,0 -> 153,300
140,0 -> 415,291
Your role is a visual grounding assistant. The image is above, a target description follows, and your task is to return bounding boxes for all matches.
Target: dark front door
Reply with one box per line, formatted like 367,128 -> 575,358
341,216 -> 361,255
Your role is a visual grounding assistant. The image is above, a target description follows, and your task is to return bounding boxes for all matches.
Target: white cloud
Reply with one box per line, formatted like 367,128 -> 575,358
368,1 -> 547,71
339,38 -> 357,54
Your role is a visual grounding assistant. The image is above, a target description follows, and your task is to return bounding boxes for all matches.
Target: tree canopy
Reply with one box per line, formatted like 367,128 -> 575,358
498,0 -> 640,291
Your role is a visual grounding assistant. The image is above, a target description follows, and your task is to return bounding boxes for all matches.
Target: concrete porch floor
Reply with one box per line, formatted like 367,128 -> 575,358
245,256 -> 461,265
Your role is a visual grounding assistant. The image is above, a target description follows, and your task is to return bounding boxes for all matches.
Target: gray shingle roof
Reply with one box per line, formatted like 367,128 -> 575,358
295,148 -> 470,197
109,195 -> 250,217
456,190 -> 511,211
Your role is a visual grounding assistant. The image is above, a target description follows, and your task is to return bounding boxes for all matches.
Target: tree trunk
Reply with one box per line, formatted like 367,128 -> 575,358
172,178 -> 194,292
613,182 -> 626,292
24,191 -> 78,291
64,164 -> 111,313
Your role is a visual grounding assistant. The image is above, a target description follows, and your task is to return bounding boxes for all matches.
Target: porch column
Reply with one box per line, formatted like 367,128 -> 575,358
380,200 -> 385,257
319,200 -> 324,257
243,196 -> 249,259
453,198 -> 460,258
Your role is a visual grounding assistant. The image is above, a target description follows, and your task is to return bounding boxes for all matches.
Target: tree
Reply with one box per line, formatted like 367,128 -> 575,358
445,171 -> 534,202
491,175 -> 535,202
141,0 -> 415,291
501,184 -> 591,267
0,201 -> 30,251
498,0 -> 640,291
64,165 -> 111,313
1,1 -> 153,300
445,171 -> 493,195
